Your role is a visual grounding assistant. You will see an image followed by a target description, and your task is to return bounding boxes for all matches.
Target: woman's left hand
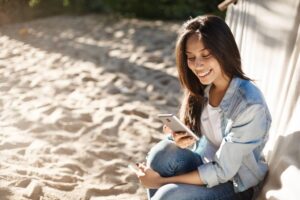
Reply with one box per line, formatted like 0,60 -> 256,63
135,163 -> 163,189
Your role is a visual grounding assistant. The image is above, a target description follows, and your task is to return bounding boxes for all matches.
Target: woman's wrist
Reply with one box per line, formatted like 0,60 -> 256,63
158,176 -> 167,186
159,176 -> 174,186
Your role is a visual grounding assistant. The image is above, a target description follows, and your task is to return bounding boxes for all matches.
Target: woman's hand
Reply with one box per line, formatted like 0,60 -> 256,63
135,163 -> 163,189
135,163 -> 204,188
163,125 -> 195,148
172,132 -> 196,149
162,124 -> 172,134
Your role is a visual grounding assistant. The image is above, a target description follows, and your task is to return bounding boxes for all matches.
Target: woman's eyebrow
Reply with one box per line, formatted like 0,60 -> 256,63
186,48 -> 206,54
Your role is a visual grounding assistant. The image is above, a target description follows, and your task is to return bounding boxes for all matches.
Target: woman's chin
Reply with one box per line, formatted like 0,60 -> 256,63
198,77 -> 212,85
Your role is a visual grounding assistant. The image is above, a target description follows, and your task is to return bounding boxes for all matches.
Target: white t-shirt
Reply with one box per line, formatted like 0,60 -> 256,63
200,86 -> 223,163
201,103 -> 223,147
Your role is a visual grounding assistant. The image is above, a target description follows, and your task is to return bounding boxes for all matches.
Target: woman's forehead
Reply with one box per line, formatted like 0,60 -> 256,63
186,34 -> 206,53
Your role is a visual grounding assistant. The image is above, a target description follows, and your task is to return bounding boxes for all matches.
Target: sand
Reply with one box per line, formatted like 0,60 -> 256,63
0,15 -> 182,200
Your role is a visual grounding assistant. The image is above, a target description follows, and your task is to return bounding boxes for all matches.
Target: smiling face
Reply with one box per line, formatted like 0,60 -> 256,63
185,33 -> 229,87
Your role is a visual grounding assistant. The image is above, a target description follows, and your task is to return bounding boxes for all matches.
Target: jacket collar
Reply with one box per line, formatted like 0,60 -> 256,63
220,77 -> 242,112
203,77 -> 243,118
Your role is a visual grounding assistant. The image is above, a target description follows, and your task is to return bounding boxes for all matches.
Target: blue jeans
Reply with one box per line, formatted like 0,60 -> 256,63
146,139 -> 253,200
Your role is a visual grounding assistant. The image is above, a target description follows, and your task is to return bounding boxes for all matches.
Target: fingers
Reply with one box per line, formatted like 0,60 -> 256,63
172,132 -> 188,142
181,137 -> 195,148
162,125 -> 172,134
137,162 -> 147,172
173,134 -> 195,148
130,163 -> 144,176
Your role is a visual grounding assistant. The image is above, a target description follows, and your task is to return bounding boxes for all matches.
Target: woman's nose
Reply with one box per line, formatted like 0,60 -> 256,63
195,57 -> 204,68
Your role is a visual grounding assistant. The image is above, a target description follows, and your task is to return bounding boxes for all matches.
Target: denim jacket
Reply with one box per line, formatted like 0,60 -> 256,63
196,77 -> 272,192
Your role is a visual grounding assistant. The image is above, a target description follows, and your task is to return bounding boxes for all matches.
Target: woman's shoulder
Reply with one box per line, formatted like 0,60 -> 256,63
221,77 -> 271,120
235,78 -> 266,105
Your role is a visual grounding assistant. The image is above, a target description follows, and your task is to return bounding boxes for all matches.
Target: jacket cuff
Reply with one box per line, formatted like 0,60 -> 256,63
166,133 -> 174,141
198,162 -> 219,187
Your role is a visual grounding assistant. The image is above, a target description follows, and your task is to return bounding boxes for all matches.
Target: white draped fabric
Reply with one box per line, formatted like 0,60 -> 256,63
225,1 -> 300,199
226,0 -> 300,140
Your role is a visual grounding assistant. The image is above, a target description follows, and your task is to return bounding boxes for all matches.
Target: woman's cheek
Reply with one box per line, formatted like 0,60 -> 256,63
187,61 -> 194,70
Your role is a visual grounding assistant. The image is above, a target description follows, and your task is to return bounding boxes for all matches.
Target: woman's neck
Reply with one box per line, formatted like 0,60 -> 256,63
209,76 -> 231,107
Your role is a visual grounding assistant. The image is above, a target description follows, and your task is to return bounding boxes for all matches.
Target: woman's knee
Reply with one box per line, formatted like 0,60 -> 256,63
146,139 -> 179,173
146,139 -> 202,177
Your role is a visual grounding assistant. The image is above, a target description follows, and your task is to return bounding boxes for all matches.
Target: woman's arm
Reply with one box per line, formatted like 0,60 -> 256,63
161,170 -> 204,185
198,105 -> 271,188
137,163 -> 204,189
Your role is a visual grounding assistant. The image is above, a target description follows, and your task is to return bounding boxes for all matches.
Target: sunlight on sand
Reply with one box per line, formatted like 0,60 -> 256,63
0,15 -> 181,199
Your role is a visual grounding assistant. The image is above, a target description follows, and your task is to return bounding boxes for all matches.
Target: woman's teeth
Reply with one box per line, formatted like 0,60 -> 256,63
198,69 -> 211,77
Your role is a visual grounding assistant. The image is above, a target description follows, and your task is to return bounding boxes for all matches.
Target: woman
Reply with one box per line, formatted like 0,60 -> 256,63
135,15 -> 272,200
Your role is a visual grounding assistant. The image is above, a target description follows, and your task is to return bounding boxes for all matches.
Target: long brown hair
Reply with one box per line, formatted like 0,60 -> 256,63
175,15 -> 250,137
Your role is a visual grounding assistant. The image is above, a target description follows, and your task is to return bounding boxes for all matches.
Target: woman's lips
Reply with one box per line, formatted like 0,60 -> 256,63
197,69 -> 212,77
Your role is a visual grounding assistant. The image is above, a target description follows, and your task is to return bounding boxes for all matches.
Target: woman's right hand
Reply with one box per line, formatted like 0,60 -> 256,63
172,132 -> 195,148
163,125 -> 195,148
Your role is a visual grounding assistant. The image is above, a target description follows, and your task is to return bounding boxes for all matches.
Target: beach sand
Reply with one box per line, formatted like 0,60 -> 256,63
0,15 -> 182,200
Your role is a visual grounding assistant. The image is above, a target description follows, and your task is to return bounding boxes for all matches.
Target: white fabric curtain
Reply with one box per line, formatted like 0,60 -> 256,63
226,0 -> 300,150
225,1 -> 300,199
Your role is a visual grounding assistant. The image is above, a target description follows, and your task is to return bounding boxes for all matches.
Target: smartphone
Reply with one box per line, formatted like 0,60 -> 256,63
157,114 -> 199,140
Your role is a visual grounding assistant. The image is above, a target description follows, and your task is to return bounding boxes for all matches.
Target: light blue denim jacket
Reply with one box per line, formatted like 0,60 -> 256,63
196,77 -> 272,192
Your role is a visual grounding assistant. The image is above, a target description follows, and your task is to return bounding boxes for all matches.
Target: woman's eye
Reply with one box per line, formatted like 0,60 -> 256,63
202,53 -> 211,58
187,57 -> 195,61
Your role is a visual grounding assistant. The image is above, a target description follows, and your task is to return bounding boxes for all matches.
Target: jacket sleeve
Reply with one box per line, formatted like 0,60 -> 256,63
197,104 -> 271,187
